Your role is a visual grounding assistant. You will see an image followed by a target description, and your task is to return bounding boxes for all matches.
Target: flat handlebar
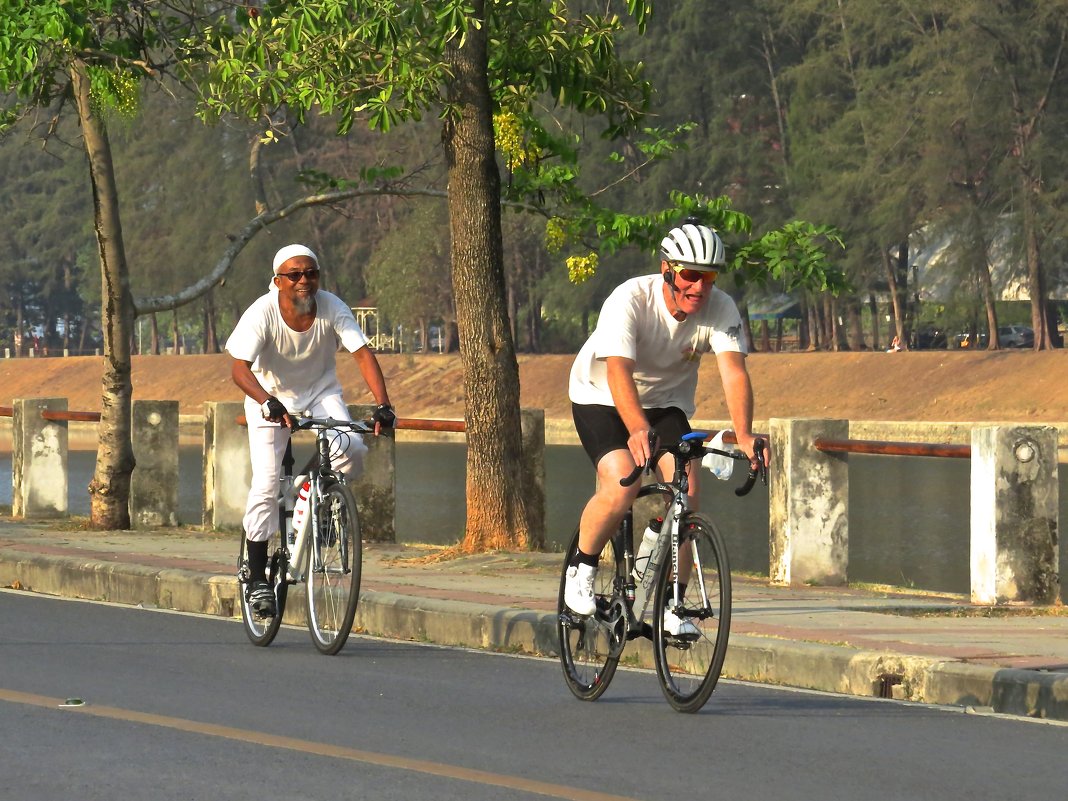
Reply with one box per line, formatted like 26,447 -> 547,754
289,415 -> 374,434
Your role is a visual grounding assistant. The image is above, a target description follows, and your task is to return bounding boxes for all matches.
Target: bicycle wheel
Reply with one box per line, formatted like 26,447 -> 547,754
306,480 -> 362,655
651,512 -> 732,713
237,531 -> 290,647
557,528 -> 624,701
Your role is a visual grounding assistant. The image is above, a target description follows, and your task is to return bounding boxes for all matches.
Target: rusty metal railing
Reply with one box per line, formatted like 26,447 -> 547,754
814,437 -> 971,459
232,413 -> 467,432
1,403 -> 976,459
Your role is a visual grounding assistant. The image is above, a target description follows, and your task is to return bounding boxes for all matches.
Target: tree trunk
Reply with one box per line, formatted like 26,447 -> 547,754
884,243 -> 910,347
443,4 -> 541,551
203,289 -> 219,354
868,292 -> 881,351
1021,175 -> 1051,349
738,300 -> 754,352
71,58 -> 135,530
150,313 -> 160,355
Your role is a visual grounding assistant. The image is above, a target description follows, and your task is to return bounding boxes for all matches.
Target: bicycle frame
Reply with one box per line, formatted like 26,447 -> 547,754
618,431 -> 763,635
618,436 -> 699,630
281,416 -> 366,583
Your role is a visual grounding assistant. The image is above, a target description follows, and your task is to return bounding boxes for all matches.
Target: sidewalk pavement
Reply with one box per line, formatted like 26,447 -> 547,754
2,516 -> 1067,721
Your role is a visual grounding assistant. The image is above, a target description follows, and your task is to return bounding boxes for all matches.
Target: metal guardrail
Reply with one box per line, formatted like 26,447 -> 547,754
232,414 -> 467,433
4,405 -> 974,458
814,437 -> 971,459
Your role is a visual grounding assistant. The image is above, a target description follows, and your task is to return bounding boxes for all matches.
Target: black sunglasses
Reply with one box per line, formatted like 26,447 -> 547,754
277,268 -> 320,282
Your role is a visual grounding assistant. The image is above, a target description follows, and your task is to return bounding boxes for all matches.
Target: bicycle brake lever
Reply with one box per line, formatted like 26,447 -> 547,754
733,438 -> 767,497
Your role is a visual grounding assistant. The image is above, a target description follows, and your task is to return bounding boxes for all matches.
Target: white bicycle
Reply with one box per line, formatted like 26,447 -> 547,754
237,416 -> 369,655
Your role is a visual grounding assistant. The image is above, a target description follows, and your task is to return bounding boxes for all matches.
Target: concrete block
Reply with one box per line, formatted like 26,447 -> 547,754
12,397 -> 68,519
349,404 -> 396,542
769,418 -> 849,586
971,425 -> 1059,604
130,400 -> 179,528
203,401 -> 250,529
520,408 -> 546,549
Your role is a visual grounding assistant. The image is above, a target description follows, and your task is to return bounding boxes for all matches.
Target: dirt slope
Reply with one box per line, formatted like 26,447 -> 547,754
2,349 -> 1067,423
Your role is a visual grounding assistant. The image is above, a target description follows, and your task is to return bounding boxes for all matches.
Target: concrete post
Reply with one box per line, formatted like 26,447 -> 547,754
348,404 -> 396,542
203,401 -> 250,529
12,397 -> 68,519
970,425 -> 1059,604
768,418 -> 849,586
130,400 -> 179,528
520,408 -> 547,549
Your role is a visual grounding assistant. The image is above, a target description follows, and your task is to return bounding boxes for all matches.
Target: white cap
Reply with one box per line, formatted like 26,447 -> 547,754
272,244 -> 319,274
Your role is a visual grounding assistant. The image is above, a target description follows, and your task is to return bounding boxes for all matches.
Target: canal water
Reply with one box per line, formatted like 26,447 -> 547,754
3,443 -> 1065,596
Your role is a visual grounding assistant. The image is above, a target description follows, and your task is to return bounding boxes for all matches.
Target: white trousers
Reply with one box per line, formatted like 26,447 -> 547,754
242,394 -> 367,542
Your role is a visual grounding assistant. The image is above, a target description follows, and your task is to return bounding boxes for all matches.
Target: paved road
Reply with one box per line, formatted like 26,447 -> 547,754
2,591 -> 1066,801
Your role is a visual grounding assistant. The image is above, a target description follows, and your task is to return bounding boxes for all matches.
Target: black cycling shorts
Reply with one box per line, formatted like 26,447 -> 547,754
571,403 -> 691,467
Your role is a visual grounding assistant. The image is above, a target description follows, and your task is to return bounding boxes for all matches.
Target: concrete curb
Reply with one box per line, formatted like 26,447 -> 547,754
3,550 -> 1067,721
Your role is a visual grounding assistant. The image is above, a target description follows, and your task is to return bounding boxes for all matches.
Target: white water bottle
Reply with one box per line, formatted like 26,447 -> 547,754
701,430 -> 735,481
288,478 -> 311,578
633,517 -> 663,581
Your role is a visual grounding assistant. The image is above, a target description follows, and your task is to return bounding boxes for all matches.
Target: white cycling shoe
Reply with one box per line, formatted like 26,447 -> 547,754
663,605 -> 700,637
564,563 -> 597,616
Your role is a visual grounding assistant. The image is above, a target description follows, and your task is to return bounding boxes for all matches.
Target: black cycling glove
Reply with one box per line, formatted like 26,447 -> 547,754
261,396 -> 287,420
372,403 -> 396,429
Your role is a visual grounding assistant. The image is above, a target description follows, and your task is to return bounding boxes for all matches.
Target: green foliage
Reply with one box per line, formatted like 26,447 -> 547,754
364,200 -> 452,328
735,221 -> 848,293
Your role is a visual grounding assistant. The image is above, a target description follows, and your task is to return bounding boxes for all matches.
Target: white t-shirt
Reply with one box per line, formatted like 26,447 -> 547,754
568,274 -> 746,417
225,290 -> 369,414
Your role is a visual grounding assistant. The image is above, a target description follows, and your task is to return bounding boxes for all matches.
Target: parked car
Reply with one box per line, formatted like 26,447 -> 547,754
997,324 -> 1034,348
913,326 -> 947,350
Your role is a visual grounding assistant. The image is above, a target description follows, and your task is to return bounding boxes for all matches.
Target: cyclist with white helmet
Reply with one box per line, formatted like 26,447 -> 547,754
564,219 -> 764,633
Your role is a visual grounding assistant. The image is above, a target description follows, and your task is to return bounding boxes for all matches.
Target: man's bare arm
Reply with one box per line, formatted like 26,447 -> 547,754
715,350 -> 765,467
606,356 -> 656,467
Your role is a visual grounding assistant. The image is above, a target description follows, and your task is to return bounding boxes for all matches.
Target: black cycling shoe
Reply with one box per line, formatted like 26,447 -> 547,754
247,581 -> 276,619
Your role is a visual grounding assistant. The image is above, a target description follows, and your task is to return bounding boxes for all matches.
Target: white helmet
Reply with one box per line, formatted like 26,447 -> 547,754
660,221 -> 725,268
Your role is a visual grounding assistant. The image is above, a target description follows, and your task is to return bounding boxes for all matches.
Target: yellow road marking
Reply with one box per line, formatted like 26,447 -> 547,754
0,688 -> 640,801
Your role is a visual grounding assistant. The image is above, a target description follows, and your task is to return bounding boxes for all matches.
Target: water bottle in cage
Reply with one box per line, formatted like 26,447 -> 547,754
288,476 -> 311,579
639,518 -> 670,592
633,517 -> 664,581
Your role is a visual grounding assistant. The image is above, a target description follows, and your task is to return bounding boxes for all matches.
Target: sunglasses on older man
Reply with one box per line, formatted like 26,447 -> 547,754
277,268 -> 320,282
667,262 -> 718,283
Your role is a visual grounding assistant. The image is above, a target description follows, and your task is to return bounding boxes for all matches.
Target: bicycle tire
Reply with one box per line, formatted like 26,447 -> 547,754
238,531 -> 289,647
557,528 -> 623,702
306,480 -> 362,655
651,512 -> 732,713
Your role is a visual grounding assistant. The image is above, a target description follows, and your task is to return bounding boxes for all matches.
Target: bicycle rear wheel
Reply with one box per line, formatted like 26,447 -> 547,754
557,529 -> 623,701
651,513 -> 731,713
238,531 -> 290,647
306,480 -> 362,655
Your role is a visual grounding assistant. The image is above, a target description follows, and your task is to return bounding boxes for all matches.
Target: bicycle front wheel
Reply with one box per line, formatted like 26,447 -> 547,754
306,480 -> 362,655
238,531 -> 289,647
557,529 -> 623,702
652,513 -> 732,713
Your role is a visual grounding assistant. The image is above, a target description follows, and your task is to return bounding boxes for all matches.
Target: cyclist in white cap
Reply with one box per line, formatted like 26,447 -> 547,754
564,219 -> 764,634
226,243 -> 395,618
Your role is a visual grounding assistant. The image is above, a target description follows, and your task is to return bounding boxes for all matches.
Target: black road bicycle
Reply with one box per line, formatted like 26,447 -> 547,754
557,432 -> 767,713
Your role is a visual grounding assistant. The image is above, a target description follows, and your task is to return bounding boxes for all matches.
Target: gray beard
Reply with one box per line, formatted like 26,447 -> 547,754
293,294 -> 316,315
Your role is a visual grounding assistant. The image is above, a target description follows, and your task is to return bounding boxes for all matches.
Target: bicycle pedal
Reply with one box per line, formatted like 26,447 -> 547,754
558,610 -> 585,627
